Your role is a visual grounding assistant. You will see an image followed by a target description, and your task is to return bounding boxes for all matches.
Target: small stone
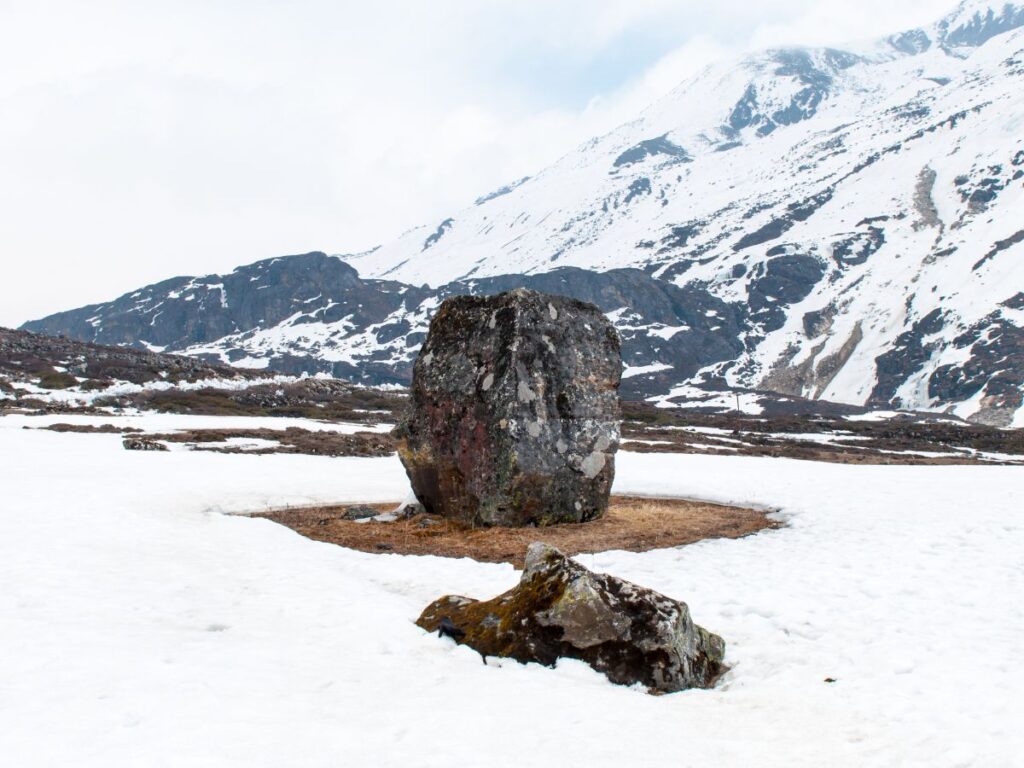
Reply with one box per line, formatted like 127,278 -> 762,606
416,543 -> 725,694
342,505 -> 379,521
122,437 -> 168,452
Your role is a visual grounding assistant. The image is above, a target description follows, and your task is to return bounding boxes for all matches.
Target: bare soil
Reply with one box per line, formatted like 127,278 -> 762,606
140,427 -> 394,457
251,496 -> 777,567
39,422 -> 142,434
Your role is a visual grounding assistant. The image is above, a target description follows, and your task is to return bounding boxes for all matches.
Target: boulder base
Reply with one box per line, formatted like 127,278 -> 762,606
394,289 -> 621,527
417,543 -> 725,694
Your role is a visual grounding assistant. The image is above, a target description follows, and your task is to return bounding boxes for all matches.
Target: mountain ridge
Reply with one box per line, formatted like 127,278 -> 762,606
23,0 -> 1024,426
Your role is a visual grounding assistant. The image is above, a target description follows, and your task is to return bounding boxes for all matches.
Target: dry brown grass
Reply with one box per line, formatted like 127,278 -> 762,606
252,495 -> 777,567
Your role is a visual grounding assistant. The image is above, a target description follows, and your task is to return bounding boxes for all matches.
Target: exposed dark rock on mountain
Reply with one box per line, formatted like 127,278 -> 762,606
423,218 -> 454,251
416,542 -> 726,694
928,315 -> 1024,426
939,2 -> 1024,47
725,49 -> 859,138
394,290 -> 621,527
474,177 -> 530,205
613,136 -> 691,169
870,309 -> 947,406
21,254 -> 748,401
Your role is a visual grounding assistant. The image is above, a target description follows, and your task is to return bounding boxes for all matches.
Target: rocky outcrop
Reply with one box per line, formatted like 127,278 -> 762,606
394,289 -> 621,527
417,543 -> 726,694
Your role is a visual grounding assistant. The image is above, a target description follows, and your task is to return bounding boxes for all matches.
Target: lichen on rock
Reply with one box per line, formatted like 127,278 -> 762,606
394,288 -> 622,527
417,543 -> 725,694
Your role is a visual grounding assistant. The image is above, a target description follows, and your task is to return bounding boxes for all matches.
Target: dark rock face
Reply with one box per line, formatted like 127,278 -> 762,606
725,49 -> 857,140
869,308 -> 946,406
20,255 -> 744,399
417,543 -> 726,694
613,135 -> 691,169
940,5 -> 1024,48
927,315 -> 1024,427
395,289 -> 621,527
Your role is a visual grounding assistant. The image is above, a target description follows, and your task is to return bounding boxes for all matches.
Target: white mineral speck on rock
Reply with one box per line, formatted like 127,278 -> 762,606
548,303 -> 558,320
580,451 -> 606,479
482,373 -> 494,391
488,312 -> 496,329
517,380 -> 536,402
556,439 -> 568,453
527,421 -> 542,437
422,352 -> 433,366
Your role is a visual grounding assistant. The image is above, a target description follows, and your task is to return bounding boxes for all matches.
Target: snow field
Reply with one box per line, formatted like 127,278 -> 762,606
1,414 -> 1022,767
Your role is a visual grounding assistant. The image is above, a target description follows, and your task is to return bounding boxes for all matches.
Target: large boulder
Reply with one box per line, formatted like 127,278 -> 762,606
394,289 -> 621,527
417,543 -> 726,694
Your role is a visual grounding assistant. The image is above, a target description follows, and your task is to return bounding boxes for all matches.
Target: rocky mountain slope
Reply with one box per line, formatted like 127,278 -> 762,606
23,1 -> 1024,425
0,326 -> 253,389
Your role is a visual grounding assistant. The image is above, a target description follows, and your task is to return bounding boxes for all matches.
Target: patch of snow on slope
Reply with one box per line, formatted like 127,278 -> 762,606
622,363 -> 674,379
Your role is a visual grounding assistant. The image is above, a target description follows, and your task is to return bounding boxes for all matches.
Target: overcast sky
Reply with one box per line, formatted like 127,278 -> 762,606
1,0 -> 956,326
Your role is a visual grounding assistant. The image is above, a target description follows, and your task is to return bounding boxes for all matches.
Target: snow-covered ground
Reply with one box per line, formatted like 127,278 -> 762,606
12,412 -> 394,434
10,373 -> 304,408
2,413 -> 1022,767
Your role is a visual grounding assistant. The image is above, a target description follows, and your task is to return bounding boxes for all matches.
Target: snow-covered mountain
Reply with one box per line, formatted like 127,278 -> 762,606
24,0 -> 1024,425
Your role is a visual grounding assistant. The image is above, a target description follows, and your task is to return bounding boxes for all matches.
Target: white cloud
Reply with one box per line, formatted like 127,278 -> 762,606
0,0 -> 955,326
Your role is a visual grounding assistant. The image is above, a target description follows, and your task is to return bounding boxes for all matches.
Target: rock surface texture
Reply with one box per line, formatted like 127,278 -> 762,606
417,543 -> 726,694
394,289 -> 621,527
